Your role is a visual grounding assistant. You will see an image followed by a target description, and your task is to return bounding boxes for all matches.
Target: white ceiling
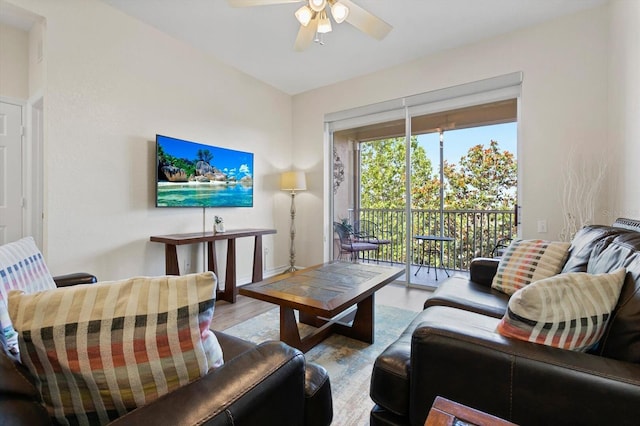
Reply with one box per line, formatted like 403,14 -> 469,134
6,0 -> 608,95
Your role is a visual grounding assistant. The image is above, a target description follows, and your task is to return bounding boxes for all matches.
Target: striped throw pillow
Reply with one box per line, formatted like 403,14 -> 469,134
8,271 -> 223,425
491,239 -> 570,295
0,236 -> 57,355
497,268 -> 626,351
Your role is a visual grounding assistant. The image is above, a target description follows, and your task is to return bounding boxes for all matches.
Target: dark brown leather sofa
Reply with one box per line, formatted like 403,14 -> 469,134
0,274 -> 333,426
370,218 -> 640,426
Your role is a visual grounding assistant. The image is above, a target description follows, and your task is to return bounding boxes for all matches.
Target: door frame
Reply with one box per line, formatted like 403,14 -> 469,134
1,94 -> 44,248
325,73 -> 523,286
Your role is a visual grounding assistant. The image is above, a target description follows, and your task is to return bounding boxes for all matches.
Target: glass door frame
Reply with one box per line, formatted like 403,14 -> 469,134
326,73 -> 523,287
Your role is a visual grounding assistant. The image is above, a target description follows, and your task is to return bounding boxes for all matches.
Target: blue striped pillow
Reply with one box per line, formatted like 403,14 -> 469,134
0,237 -> 56,355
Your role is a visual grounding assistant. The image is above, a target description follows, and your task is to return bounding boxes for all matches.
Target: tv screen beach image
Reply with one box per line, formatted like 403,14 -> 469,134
156,134 -> 254,208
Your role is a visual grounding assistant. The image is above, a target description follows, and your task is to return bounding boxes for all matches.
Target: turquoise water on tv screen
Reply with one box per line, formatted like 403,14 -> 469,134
157,182 -> 253,207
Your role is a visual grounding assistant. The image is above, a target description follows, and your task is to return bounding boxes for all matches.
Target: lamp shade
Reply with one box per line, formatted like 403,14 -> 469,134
309,0 -> 326,13
317,10 -> 332,33
295,5 -> 313,26
280,171 -> 307,191
331,2 -> 349,23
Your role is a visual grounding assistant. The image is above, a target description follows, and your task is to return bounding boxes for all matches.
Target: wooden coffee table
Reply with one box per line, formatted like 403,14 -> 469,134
239,261 -> 404,352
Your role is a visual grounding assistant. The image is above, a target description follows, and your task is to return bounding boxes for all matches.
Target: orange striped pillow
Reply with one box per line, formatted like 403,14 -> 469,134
497,268 -> 626,351
8,272 -> 223,425
491,239 -> 570,295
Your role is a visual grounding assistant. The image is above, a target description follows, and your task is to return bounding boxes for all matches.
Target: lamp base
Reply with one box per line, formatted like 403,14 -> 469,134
283,265 -> 299,274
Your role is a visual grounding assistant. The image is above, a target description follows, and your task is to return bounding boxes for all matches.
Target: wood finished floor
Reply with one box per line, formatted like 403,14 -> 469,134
212,281 -> 432,331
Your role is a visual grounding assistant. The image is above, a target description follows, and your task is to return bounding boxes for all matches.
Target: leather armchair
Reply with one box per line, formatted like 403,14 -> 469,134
1,273 -> 333,426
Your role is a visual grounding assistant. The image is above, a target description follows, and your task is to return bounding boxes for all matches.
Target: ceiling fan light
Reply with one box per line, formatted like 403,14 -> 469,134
309,0 -> 326,13
317,10 -> 332,33
330,2 -> 349,23
295,5 -> 313,27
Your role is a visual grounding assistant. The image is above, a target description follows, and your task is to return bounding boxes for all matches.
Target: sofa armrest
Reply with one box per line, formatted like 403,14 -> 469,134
409,306 -> 640,426
110,341 -> 309,425
468,258 -> 499,286
53,272 -> 97,287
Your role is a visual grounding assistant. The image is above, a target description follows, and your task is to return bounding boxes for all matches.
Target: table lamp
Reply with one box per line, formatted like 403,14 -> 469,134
280,171 -> 307,273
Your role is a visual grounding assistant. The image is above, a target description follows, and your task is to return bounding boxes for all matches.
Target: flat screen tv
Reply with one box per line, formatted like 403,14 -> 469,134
156,134 -> 254,208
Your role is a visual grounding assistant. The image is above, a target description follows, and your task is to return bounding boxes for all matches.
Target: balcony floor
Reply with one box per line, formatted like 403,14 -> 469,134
357,258 -> 470,290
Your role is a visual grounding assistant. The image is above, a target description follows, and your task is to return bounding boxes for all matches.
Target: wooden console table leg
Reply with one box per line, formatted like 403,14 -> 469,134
165,244 -> 180,275
252,235 -> 263,283
222,238 -> 237,303
207,241 -> 218,275
208,241 -> 226,301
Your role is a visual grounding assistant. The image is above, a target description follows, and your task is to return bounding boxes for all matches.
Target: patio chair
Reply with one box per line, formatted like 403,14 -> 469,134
334,221 -> 379,262
491,237 -> 512,258
354,219 -> 392,263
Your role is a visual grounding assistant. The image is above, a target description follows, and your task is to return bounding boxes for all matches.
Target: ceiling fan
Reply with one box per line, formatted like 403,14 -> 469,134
227,0 -> 392,51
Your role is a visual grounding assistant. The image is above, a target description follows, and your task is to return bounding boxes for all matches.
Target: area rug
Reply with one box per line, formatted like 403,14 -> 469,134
223,304 -> 417,426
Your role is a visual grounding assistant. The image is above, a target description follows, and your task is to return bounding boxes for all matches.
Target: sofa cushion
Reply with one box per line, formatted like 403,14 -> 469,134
8,272 -> 223,425
491,239 -> 570,295
370,310 -> 424,417
0,237 -> 57,356
497,268 -> 626,351
561,225 -> 623,273
587,233 -> 640,362
424,275 -> 509,319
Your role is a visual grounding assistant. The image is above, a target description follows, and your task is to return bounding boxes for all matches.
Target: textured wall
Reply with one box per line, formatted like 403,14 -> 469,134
293,6 -> 611,264
6,0 -> 294,281
0,23 -> 29,99
608,0 -> 640,220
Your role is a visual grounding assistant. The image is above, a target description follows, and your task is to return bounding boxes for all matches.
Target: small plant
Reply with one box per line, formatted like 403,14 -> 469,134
214,216 -> 224,224
340,217 -> 353,233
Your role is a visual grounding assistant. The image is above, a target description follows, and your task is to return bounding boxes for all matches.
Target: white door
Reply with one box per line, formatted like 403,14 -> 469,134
0,101 -> 24,245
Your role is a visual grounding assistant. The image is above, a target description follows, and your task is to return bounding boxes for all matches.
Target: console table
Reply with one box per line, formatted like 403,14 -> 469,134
150,228 -> 276,303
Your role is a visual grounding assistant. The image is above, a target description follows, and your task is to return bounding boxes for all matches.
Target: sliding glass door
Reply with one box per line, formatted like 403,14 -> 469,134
328,74 -> 522,287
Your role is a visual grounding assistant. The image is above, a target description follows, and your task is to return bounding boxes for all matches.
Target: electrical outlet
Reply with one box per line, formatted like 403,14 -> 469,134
537,219 -> 548,233
183,259 -> 191,273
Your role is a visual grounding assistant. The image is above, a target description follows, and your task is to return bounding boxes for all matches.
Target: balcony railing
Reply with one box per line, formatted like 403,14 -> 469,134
354,209 -> 516,270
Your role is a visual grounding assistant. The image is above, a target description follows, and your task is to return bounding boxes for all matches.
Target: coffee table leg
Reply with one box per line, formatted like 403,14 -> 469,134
280,307 -> 336,353
299,310 -> 325,327
334,294 -> 374,343
280,307 -> 303,349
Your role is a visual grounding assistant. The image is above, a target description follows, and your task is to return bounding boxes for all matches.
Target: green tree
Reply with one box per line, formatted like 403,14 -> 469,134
360,137 -> 438,209
443,140 -> 517,210
197,149 -> 214,164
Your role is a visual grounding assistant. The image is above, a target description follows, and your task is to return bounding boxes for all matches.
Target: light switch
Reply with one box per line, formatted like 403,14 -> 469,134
537,219 -> 548,233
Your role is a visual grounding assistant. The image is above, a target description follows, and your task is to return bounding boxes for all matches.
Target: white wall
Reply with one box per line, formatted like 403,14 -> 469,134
5,0 -> 294,281
27,18 -> 44,96
292,6 -> 611,265
0,23 -> 28,99
3,1 -> 635,275
608,0 -> 640,220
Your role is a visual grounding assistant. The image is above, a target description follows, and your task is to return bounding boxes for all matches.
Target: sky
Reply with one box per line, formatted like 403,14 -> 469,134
417,122 -> 517,175
157,134 -> 253,176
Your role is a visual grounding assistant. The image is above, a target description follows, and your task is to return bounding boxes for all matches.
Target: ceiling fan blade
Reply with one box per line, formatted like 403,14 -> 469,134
341,0 -> 392,40
228,0 -> 301,7
294,17 -> 319,51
